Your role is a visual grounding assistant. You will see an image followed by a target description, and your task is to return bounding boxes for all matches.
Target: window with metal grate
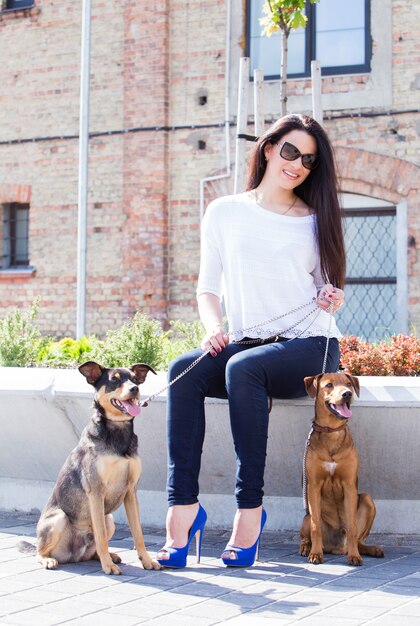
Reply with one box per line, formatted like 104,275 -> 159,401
1,203 -> 30,269
336,201 -> 401,342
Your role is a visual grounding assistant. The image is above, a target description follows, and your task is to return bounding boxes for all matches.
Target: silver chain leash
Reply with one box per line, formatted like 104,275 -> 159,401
140,300 -> 332,409
302,300 -> 334,513
140,349 -> 210,407
229,300 -> 317,342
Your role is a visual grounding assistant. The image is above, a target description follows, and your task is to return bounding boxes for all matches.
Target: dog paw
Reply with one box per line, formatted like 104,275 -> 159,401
102,562 -> 122,575
373,546 -> 384,558
299,543 -> 311,557
109,552 -> 122,564
308,552 -> 324,565
140,554 -> 162,570
39,557 -> 59,570
348,554 -> 363,566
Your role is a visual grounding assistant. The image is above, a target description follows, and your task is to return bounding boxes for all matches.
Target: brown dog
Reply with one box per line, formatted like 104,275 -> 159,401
299,372 -> 384,566
17,361 -> 161,574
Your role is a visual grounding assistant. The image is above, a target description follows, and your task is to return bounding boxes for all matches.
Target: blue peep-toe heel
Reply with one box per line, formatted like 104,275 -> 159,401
157,504 -> 207,568
221,508 -> 267,567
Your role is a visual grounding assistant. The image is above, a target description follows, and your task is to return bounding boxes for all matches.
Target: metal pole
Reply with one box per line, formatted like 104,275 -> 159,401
76,0 -> 92,338
311,60 -> 323,124
253,68 -> 264,139
234,57 -> 249,194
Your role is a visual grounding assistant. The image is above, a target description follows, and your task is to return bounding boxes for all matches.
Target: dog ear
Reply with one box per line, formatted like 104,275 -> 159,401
304,374 -> 322,398
130,363 -> 157,384
78,361 -> 104,385
345,373 -> 360,397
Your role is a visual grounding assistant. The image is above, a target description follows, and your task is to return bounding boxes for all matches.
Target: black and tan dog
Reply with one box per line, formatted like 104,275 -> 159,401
17,361 -> 161,574
299,372 -> 384,566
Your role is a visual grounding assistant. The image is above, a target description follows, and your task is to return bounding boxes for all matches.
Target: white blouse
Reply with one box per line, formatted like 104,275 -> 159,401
196,193 -> 341,340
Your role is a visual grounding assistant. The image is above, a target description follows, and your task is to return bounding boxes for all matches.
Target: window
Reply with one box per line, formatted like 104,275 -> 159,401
247,0 -> 371,79
335,194 -> 407,342
4,0 -> 35,9
1,203 -> 30,269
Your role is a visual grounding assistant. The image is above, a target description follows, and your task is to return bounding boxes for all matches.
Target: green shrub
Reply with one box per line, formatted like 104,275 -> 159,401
0,302 -> 207,370
0,299 -> 49,367
36,335 -> 103,368
94,312 -> 168,370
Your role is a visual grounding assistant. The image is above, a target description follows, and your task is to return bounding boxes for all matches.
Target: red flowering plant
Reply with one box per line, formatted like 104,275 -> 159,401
339,334 -> 420,376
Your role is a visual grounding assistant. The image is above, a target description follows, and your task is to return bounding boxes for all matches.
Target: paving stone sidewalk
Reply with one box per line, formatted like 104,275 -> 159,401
1,512 -> 420,625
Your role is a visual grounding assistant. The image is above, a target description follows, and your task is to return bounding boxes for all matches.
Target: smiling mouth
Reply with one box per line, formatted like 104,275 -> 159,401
326,402 -> 352,420
283,169 -> 299,179
110,397 -> 141,417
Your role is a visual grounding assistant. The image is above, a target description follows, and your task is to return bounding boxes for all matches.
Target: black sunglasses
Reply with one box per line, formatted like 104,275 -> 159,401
277,141 -> 319,170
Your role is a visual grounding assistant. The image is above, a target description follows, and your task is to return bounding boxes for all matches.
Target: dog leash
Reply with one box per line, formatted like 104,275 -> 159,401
302,301 -> 334,513
140,299 -> 327,407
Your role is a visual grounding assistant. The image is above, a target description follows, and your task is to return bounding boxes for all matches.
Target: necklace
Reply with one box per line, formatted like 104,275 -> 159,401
254,190 -> 298,216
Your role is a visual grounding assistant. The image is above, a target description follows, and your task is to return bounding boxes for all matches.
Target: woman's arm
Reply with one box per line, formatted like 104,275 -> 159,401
197,292 -> 229,356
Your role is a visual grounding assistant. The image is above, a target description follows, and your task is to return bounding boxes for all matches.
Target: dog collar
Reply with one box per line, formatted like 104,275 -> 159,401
312,420 -> 347,433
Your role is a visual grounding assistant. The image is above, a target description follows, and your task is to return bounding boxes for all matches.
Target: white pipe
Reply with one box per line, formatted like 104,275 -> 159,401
76,0 -> 92,338
234,56 -> 249,194
199,0 -> 232,221
253,68 -> 264,138
396,199 -> 408,334
311,60 -> 323,124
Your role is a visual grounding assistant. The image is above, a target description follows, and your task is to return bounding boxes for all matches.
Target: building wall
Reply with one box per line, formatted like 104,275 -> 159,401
0,0 -> 418,336
0,0 -> 170,335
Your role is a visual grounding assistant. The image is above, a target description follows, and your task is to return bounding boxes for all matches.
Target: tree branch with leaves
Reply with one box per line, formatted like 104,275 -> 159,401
260,0 -> 319,115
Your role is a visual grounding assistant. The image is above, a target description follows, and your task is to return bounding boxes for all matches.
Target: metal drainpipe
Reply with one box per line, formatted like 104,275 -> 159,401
199,0 -> 232,221
76,0 -> 92,338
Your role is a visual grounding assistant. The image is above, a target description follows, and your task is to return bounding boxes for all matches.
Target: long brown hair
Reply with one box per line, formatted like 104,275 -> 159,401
246,114 -> 346,290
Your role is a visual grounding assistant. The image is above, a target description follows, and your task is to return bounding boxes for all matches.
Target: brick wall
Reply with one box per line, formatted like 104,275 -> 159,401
0,0 -> 418,337
0,0 -> 170,335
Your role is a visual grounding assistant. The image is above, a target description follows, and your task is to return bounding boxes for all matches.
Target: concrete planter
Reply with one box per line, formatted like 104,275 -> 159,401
0,367 -> 419,534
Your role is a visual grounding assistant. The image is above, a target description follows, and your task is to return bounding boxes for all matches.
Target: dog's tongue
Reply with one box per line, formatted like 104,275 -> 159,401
334,403 -> 352,419
122,401 -> 141,417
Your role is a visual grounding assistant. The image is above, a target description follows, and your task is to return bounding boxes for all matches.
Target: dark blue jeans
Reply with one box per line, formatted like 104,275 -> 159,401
166,336 -> 339,509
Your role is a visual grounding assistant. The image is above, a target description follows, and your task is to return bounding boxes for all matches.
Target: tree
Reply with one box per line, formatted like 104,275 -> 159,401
260,0 -> 319,115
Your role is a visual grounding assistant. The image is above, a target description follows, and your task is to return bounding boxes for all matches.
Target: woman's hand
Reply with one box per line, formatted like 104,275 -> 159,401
200,324 -> 230,357
316,284 -> 344,313
197,293 -> 230,357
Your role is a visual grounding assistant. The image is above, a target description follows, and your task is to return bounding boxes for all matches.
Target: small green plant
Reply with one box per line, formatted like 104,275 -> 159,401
36,335 -> 102,368
0,299 -> 49,367
94,312 -> 168,370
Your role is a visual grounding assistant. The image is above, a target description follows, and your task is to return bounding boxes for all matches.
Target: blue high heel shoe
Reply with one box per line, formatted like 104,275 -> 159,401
157,504 -> 207,568
221,508 -> 267,567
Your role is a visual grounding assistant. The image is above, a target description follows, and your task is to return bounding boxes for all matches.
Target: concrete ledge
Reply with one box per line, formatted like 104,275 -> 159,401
1,367 -> 419,534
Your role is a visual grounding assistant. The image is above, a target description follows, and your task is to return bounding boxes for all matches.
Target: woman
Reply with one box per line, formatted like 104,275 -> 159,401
157,114 -> 346,568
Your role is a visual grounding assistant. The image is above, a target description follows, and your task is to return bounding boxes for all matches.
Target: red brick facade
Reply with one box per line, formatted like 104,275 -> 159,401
0,1 -> 418,336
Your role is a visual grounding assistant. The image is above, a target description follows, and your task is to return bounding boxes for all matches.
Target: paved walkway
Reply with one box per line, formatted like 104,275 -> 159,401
1,512 -> 420,625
